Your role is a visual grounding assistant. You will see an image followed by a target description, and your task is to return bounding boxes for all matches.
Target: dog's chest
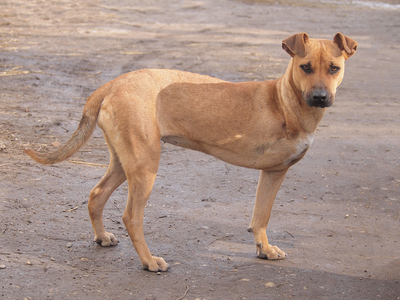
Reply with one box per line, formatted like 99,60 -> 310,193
231,133 -> 316,170
285,134 -> 314,165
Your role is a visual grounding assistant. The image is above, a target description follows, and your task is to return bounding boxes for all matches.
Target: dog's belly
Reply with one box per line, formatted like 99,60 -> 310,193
161,133 -> 313,170
161,135 -> 205,151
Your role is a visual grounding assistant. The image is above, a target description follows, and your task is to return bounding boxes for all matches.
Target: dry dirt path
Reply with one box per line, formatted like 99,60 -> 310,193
0,0 -> 399,299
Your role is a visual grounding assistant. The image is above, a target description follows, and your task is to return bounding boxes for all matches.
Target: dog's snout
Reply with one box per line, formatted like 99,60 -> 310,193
312,90 -> 328,102
305,89 -> 333,108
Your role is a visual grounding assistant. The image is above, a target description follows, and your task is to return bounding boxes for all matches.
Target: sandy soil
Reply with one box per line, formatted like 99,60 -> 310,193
0,0 -> 399,299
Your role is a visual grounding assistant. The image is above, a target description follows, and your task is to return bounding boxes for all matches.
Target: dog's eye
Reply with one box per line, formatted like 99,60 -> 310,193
329,65 -> 340,74
300,64 -> 312,74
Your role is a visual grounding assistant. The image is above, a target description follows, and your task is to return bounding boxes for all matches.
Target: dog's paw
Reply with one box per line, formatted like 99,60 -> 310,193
142,256 -> 169,272
95,232 -> 118,247
256,243 -> 286,260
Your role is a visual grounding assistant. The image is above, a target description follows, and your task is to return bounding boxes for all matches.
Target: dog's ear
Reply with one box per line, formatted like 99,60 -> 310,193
282,33 -> 309,57
333,33 -> 358,60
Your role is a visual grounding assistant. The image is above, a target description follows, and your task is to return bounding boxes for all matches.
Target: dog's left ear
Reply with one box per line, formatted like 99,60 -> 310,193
282,32 -> 309,57
333,33 -> 358,60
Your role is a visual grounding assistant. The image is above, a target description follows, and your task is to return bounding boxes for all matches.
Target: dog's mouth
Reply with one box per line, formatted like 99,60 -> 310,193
304,89 -> 334,108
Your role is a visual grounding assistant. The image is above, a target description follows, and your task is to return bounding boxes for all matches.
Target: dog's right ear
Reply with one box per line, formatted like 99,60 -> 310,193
282,32 -> 309,57
333,32 -> 358,60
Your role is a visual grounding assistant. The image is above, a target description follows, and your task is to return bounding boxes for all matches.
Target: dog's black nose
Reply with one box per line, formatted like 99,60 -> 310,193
307,89 -> 332,108
312,89 -> 328,102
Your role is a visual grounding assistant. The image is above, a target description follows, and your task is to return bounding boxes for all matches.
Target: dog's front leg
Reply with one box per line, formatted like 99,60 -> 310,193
248,169 -> 288,260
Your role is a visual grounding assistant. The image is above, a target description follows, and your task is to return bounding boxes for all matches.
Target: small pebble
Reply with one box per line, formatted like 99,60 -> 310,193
265,282 -> 276,287
0,265 -> 6,269
66,243 -> 72,248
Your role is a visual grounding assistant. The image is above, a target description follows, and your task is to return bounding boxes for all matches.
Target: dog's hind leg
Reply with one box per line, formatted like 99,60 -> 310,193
120,139 -> 169,272
95,90 -> 167,271
88,143 -> 127,247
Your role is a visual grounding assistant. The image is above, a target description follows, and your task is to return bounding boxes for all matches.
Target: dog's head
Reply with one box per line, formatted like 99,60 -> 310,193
282,32 -> 357,108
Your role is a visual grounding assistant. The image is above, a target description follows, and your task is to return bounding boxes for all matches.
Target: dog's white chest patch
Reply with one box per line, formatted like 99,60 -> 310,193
286,134 -> 314,165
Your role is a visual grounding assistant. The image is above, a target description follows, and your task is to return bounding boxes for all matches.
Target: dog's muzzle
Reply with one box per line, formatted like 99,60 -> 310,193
305,89 -> 334,108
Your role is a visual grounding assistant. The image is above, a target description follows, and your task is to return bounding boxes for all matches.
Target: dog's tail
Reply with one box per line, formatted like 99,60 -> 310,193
24,82 -> 110,164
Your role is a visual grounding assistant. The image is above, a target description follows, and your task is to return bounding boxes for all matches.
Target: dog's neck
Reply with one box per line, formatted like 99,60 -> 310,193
276,62 -> 326,136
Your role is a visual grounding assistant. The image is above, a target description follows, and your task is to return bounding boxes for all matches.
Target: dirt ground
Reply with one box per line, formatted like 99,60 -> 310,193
0,0 -> 399,299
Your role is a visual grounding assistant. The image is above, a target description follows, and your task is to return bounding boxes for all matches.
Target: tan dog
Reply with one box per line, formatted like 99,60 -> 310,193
24,32 -> 357,272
